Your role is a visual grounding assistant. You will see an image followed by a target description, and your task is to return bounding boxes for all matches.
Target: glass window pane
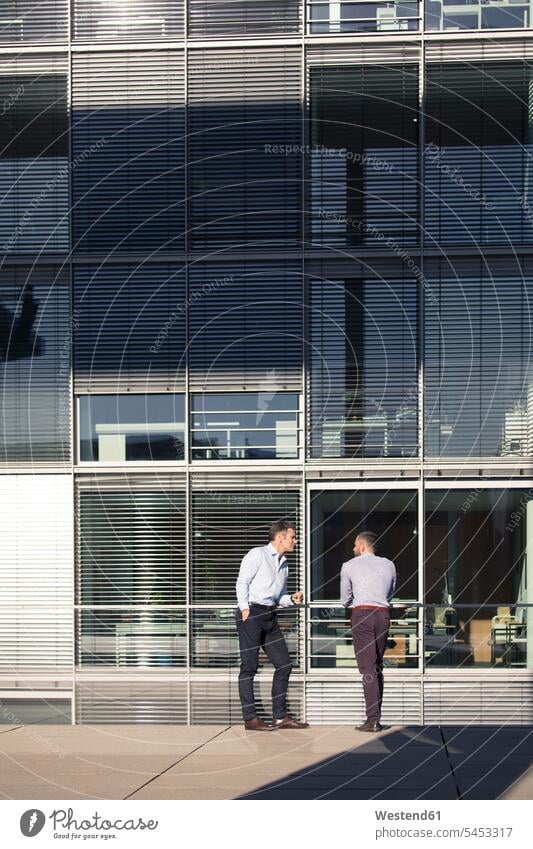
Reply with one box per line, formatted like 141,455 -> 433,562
425,488 -> 533,668
79,394 -> 185,462
310,489 -> 418,601
0,268 -> 70,465
77,610 -> 187,668
308,277 -> 418,459
191,393 -> 300,460
309,1 -> 420,33
424,266 -> 533,459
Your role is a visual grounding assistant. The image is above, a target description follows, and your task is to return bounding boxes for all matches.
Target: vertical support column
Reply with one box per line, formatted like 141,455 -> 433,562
526,501 -> 533,668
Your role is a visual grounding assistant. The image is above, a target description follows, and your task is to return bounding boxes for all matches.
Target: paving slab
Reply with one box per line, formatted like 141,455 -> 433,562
0,724 -> 226,800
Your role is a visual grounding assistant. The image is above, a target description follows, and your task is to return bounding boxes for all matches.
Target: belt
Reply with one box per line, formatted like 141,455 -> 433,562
249,602 -> 276,610
352,605 -> 388,610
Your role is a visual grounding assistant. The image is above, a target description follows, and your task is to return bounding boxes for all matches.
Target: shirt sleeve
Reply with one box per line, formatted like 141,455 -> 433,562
340,563 -> 353,607
277,565 -> 294,608
236,549 -> 261,611
387,562 -> 397,603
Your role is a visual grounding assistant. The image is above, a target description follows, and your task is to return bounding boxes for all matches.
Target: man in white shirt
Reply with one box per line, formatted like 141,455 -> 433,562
236,519 -> 309,731
340,530 -> 396,732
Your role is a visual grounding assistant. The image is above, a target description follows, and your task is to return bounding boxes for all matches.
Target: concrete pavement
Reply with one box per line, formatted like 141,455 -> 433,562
0,723 -> 531,800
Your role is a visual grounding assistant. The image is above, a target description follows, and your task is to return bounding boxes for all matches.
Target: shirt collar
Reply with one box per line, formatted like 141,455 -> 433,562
267,542 -> 286,564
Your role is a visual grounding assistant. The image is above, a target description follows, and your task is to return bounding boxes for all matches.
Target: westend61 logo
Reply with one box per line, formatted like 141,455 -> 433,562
20,808 -> 159,838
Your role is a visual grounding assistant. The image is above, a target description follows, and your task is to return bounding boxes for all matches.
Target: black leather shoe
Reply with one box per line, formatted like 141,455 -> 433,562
356,719 -> 383,732
244,717 -> 273,731
272,715 -> 310,729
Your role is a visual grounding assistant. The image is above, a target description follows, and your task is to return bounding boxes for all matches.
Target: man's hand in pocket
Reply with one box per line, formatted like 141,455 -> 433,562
241,608 -> 250,622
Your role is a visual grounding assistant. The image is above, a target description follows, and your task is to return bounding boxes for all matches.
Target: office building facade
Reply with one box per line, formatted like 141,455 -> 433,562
1,0 -> 533,725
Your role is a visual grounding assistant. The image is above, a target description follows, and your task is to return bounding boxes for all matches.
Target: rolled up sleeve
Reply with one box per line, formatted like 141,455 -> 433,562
278,568 -> 294,608
387,564 -> 397,603
340,563 -> 353,607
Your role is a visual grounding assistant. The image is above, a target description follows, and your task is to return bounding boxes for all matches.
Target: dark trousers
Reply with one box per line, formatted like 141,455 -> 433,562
351,606 -> 391,722
236,604 -> 292,721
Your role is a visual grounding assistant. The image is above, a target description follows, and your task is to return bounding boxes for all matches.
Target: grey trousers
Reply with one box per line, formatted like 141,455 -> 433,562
351,606 -> 391,722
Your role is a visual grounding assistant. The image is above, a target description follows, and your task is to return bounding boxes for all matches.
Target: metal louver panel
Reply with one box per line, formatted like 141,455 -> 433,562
188,0 -> 302,37
306,43 -> 420,66
424,260 -> 533,459
74,264 -> 186,393
77,472 -> 187,491
76,679 -> 188,723
72,51 -> 185,254
424,59 -> 533,246
77,488 -> 187,605
423,678 -> 533,725
191,470 -> 302,489
306,678 -> 422,724
0,1 -> 68,43
190,675 -> 303,724
0,53 -> 68,254
73,0 -> 184,40
0,266 -> 71,467
188,263 -> 303,391
191,488 -> 301,603
0,475 -> 74,674
307,274 -> 418,459
424,38 -> 533,63
188,47 -> 301,250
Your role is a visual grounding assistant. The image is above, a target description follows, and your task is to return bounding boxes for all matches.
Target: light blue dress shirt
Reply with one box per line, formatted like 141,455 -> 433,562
236,542 -> 294,611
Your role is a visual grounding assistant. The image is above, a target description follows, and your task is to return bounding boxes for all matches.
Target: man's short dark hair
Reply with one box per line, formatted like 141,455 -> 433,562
269,519 -> 296,541
357,531 -> 378,552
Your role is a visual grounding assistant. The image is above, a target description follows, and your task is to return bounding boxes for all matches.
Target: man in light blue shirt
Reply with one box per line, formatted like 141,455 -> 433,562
235,519 -> 309,731
340,530 -> 396,733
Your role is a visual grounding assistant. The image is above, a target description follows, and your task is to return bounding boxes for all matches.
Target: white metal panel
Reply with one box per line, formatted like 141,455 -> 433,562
0,474 -> 74,674
306,677 -> 422,724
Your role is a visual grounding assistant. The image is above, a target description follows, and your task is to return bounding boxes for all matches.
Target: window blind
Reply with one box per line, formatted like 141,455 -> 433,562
191,488 -> 301,603
188,47 -> 301,250
188,262 -> 303,392
0,1 -> 68,43
72,50 -> 185,254
188,0 -> 302,37
73,0 -> 184,40
0,53 -> 68,253
73,264 -> 186,394
309,60 -> 419,247
424,60 -> 533,245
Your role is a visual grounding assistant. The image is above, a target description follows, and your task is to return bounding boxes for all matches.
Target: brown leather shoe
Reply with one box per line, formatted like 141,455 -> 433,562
272,715 -> 309,729
356,719 -> 383,732
244,717 -> 273,731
